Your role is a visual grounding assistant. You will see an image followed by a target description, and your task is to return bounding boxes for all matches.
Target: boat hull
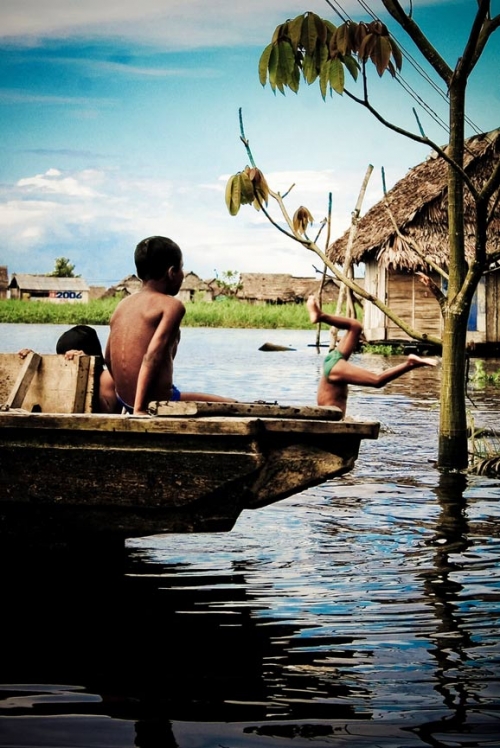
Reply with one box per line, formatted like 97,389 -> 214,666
0,410 -> 378,542
0,353 -> 379,545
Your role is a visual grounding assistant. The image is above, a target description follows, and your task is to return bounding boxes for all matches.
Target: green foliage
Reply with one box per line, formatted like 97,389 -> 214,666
0,297 -> 338,330
258,13 -> 401,99
183,298 -> 320,329
225,167 -> 270,216
470,359 -> 500,387
48,257 -> 78,277
467,411 -> 500,475
0,298 -> 119,325
362,343 -> 404,355
214,270 -> 242,297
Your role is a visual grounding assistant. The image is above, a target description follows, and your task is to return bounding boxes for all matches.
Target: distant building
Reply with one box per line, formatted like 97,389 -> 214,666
8,274 -> 90,303
88,286 -> 107,301
235,273 -> 341,305
178,272 -> 213,303
0,267 -> 8,299
101,275 -> 142,298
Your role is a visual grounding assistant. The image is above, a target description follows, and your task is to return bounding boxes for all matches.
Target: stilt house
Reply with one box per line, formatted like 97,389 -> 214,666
327,129 -> 500,352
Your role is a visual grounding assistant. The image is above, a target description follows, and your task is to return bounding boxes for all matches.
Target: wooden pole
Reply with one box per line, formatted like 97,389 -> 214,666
330,164 -> 373,350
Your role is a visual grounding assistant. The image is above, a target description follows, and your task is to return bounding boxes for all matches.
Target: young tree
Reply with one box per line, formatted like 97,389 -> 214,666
227,3 -> 500,471
48,257 -> 78,278
214,270 -> 243,298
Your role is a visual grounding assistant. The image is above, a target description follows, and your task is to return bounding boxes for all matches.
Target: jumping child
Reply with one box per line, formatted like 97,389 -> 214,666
307,295 -> 437,416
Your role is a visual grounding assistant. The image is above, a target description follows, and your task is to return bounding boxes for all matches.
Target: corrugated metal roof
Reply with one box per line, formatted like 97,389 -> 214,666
8,274 -> 90,292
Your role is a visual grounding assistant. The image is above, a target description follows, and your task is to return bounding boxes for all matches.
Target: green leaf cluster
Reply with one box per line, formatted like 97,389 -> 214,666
225,167 -> 270,217
259,13 -> 402,98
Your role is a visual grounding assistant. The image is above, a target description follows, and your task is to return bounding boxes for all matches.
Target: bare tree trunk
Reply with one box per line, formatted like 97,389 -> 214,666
437,83 -> 469,471
438,311 -> 469,469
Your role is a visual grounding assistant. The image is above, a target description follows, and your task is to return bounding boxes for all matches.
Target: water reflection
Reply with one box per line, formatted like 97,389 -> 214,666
411,472 -> 499,746
1,325 -> 500,747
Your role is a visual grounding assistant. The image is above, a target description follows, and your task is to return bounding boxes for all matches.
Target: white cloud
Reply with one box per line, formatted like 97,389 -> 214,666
0,1 -> 369,46
0,164 -> 346,281
0,0 -> 458,48
16,169 -> 102,197
0,89 -> 113,106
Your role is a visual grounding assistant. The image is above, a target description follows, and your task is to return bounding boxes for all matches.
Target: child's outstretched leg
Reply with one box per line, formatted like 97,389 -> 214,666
307,295 -> 362,359
329,351 -> 437,391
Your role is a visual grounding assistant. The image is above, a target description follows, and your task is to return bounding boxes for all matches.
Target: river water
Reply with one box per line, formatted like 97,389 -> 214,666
1,323 -> 500,748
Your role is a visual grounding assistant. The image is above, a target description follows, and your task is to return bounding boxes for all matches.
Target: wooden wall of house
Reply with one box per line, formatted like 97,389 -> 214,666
363,264 -> 500,346
386,269 -> 442,341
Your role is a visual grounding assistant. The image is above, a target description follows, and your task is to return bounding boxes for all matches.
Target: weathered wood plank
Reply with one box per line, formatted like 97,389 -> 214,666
5,352 -> 41,409
0,409 -> 378,437
149,400 -> 343,420
72,355 -> 90,413
0,354 -> 100,413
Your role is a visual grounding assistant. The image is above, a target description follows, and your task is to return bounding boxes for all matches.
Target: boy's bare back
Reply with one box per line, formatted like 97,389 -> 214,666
107,286 -> 184,412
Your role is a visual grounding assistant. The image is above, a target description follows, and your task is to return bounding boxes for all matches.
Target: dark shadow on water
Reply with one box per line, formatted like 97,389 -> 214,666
0,542 -> 369,747
2,470 -> 499,747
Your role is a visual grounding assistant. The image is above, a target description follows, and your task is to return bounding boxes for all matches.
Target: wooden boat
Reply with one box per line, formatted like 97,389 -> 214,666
0,352 -> 379,546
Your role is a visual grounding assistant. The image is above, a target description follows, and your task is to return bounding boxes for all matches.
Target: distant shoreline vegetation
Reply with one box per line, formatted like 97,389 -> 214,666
0,298 -> 340,330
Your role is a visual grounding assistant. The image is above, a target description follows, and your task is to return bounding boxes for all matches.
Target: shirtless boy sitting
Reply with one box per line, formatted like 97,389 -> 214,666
107,235 -> 236,415
307,296 -> 437,416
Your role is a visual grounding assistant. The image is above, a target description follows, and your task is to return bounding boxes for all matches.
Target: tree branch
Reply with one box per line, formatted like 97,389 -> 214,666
456,0 -> 491,81
416,272 -> 446,310
478,147 -> 500,204
237,109 -> 442,345
473,13 -> 500,67
312,243 -> 442,345
383,200 -> 449,281
342,88 -> 478,197
381,0 -> 453,84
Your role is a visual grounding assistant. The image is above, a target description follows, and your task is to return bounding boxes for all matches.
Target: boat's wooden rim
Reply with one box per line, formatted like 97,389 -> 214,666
148,400 -> 343,420
0,408 -> 380,438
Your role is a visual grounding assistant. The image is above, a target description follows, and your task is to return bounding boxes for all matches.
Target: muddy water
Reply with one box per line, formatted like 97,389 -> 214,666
1,324 -> 499,747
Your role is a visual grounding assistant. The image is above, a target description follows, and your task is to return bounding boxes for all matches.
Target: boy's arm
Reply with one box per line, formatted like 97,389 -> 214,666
133,299 -> 185,415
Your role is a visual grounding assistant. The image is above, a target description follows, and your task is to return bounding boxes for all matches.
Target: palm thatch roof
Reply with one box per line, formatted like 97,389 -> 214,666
236,273 -> 328,303
328,129 -> 500,271
181,271 -> 210,292
101,274 -> 141,298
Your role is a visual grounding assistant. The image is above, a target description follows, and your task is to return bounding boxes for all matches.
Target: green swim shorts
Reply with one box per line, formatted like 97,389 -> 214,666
323,349 -> 345,378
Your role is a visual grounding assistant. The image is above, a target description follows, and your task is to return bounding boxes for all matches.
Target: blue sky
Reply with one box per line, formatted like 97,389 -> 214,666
0,1 -> 499,286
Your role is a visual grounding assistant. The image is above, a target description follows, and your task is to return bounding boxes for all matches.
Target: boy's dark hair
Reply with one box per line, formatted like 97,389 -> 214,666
56,325 -> 103,357
134,236 -> 182,281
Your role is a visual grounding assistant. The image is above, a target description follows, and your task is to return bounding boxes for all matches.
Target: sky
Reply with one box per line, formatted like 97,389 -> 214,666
0,1 -> 499,286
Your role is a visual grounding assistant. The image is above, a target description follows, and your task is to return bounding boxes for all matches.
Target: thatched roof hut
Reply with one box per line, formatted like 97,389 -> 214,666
327,129 -> 500,350
101,275 -> 142,299
328,128 -> 500,270
236,273 -> 339,305
178,272 -> 212,302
